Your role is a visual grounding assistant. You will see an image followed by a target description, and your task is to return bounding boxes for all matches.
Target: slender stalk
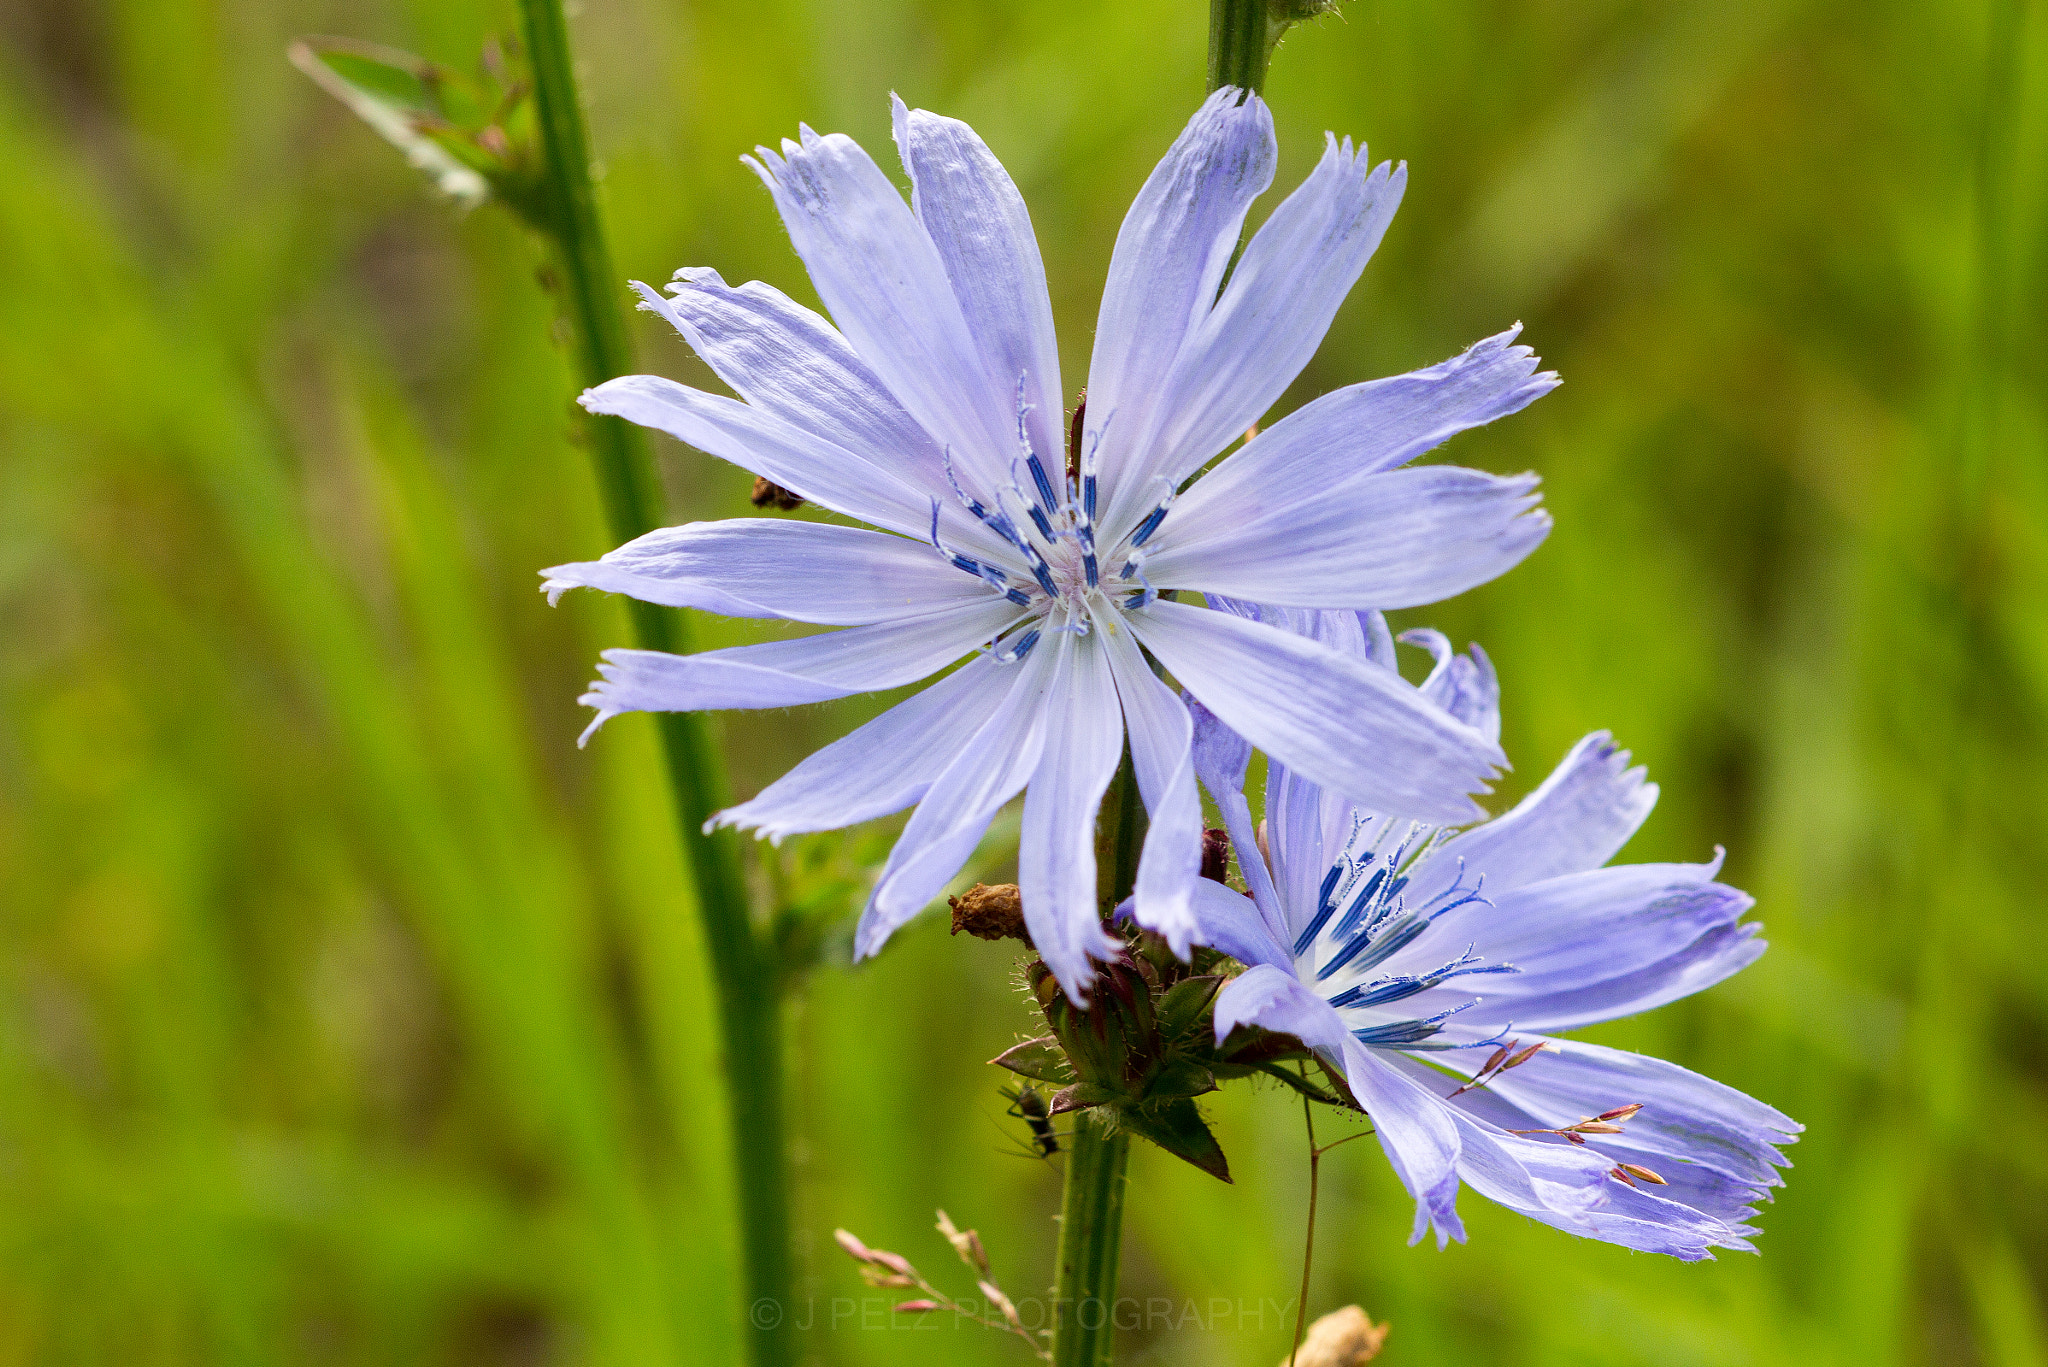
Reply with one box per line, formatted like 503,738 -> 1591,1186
1052,1109 -> 1131,1367
1288,1090 -> 1319,1367
1207,0 -> 1278,94
512,2 -> 794,1363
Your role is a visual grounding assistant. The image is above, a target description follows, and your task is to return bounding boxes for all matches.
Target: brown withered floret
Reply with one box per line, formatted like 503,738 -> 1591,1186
1199,827 -> 1232,884
1281,1305 -> 1388,1366
750,476 -> 805,510
948,883 -> 1033,947
1065,391 -> 1087,483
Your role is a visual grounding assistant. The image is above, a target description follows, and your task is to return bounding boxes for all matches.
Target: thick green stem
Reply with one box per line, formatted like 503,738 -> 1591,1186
1051,755 -> 1147,1366
1207,0 -> 1279,94
513,2 -> 794,1363
1052,1110 -> 1131,1367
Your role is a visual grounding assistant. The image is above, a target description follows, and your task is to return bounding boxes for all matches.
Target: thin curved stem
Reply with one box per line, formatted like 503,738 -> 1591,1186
512,2 -> 793,1363
1289,1086 -> 1318,1367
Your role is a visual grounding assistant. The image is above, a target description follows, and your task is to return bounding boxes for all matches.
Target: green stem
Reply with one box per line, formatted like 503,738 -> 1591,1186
1052,755 -> 1147,1366
1288,1089 -> 1319,1367
1052,1109 -> 1131,1367
1207,0 -> 1280,94
513,2 -> 794,1363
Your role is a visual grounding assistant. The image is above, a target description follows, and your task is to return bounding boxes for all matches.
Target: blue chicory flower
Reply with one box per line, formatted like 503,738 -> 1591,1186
1183,606 -> 1800,1259
546,89 -> 1557,996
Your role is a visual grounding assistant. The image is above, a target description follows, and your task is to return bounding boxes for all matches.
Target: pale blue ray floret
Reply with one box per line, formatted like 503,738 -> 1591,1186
541,86 -> 1559,998
1177,607 -> 1801,1260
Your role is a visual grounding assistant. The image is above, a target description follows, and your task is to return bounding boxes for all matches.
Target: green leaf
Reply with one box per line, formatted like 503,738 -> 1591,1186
1048,1082 -> 1121,1114
1215,1024 -> 1314,1068
290,38 -> 492,208
1141,1055 -> 1217,1101
1155,974 -> 1225,1039
1119,1099 -> 1232,1183
1251,1061 -> 1345,1106
988,1036 -> 1075,1085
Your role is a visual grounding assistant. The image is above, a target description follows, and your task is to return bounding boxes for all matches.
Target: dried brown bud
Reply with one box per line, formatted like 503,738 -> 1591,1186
750,475 -> 805,510
1200,827 -> 1232,883
1254,817 -> 1272,870
1573,1121 -> 1626,1135
1596,1104 -> 1644,1122
1281,1305 -> 1388,1366
893,1300 -> 940,1314
1067,391 -> 1088,482
1617,1162 -> 1668,1186
949,883 -> 1032,946
1504,1040 -> 1553,1070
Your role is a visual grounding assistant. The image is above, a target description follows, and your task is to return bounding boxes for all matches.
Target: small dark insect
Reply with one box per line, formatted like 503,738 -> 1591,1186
1000,1083 -> 1063,1159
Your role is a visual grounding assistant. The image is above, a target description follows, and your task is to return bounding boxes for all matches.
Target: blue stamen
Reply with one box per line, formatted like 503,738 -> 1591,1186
1401,1021 -> 1514,1053
1291,864 -> 1349,956
1315,910 -> 1430,982
1330,867 -> 1387,940
1350,1002 -> 1477,1048
930,499 -> 1031,605
1325,948 -> 1516,1011
1118,555 -> 1159,609
1011,377 -> 1061,508
1024,498 -> 1056,542
1025,455 -> 1059,519
1291,900 -> 1339,958
1130,502 -> 1172,548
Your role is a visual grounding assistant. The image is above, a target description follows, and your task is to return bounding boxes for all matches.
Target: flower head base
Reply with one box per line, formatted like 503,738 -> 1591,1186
544,88 -> 1556,997
1184,610 -> 1801,1260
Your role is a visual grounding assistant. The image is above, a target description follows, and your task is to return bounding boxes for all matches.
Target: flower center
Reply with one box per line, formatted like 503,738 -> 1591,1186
1296,817 -> 1516,1051
925,380 -> 1178,660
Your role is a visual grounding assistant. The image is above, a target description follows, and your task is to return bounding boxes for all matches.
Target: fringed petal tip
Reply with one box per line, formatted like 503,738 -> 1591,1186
1461,323 -> 1563,400
1053,929 -> 1130,1010
539,573 -> 577,607
574,703 -> 619,750
668,265 -> 729,291
577,377 -> 639,416
1408,1178 -> 1467,1250
627,279 -> 664,315
850,916 -> 888,965
700,806 -> 793,847
1113,891 -> 1196,960
571,653 -> 644,748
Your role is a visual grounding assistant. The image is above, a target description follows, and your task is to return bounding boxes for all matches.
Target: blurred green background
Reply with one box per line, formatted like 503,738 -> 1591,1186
2,0 -> 2045,1362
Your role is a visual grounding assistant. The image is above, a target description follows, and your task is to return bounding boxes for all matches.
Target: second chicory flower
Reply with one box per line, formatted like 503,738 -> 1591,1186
1183,607 -> 1800,1259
